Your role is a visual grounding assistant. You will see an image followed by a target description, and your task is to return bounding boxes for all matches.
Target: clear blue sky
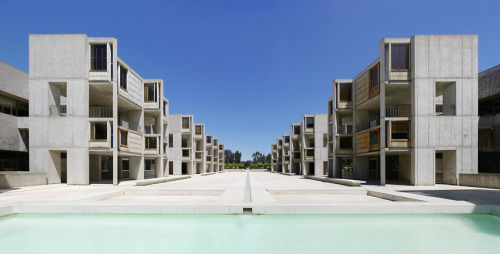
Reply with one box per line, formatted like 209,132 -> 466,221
1,0 -> 499,160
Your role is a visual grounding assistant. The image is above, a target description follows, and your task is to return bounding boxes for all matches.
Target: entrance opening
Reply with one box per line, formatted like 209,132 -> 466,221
368,157 -> 379,180
169,161 -> 173,175
182,162 -> 187,175
323,161 -> 328,175
61,153 -> 67,183
436,150 -> 457,185
386,156 -> 400,180
101,156 -> 113,180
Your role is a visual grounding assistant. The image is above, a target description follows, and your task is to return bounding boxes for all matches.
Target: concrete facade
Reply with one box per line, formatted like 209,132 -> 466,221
0,34 -> 226,187
327,35 -> 479,186
0,60 -> 31,174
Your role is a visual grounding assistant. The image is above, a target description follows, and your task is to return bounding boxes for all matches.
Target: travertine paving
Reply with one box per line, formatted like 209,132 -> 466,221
0,172 -> 499,215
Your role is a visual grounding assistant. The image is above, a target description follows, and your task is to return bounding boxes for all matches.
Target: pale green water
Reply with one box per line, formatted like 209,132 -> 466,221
0,213 -> 500,254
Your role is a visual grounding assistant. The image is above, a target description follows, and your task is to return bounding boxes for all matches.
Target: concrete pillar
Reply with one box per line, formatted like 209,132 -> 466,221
380,81 -> 386,186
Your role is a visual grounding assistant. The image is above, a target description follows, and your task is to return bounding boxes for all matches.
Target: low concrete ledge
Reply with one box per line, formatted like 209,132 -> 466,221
367,190 -> 423,202
0,172 -> 47,188
280,172 -> 296,176
304,175 -> 365,186
201,172 -> 216,176
459,173 -> 500,189
0,205 -> 12,217
135,176 -> 191,186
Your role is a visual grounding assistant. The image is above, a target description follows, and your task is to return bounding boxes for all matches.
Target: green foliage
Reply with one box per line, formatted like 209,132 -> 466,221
224,163 -> 244,169
250,163 -> 271,169
343,164 -> 353,171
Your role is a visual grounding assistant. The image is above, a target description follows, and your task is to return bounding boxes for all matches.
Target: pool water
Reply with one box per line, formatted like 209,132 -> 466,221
0,213 -> 499,253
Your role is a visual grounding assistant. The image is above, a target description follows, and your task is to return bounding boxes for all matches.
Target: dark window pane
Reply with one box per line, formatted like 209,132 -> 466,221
120,65 -> 127,89
391,44 -> 409,70
91,44 -> 107,71
306,117 -> 314,128
340,137 -> 353,149
339,83 -> 352,101
294,125 -> 300,134
370,64 -> 379,89
284,136 -> 290,143
371,130 -> 379,145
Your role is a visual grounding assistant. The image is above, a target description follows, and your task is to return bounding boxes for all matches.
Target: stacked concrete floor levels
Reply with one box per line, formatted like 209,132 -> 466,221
273,35 -> 479,186
0,34 -> 224,187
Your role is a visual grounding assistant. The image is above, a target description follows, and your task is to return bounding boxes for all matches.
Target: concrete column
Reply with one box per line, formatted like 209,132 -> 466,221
380,81 -> 386,186
112,73 -> 118,186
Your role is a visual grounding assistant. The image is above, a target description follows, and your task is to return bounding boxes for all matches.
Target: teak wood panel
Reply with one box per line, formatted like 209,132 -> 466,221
355,71 -> 370,107
356,131 -> 370,154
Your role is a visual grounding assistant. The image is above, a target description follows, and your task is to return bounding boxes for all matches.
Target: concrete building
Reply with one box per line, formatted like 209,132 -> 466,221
301,114 -> 328,176
28,34 -> 169,185
290,123 -> 302,174
0,61 -> 30,171
328,35 -> 479,186
271,143 -> 277,172
478,64 -> 500,173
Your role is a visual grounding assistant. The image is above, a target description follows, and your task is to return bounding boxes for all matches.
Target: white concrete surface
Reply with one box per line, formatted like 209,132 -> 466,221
0,172 -> 499,215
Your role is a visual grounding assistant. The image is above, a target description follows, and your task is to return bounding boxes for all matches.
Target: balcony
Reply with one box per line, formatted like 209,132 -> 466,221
49,105 -> 67,116
388,121 -> 410,148
90,107 -> 112,118
144,136 -> 160,155
435,104 -> 455,116
337,125 -> 353,135
337,136 -> 354,155
385,105 -> 410,118
304,149 -> 314,160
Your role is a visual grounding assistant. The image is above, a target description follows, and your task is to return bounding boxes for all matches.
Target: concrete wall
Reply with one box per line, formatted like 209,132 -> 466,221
478,64 -> 500,100
0,172 -> 47,188
29,34 -> 90,185
459,173 -> 500,189
410,35 -> 478,185
0,114 -> 28,152
0,60 -> 29,100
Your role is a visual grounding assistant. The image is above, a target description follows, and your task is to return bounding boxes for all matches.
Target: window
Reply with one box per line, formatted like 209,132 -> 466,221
90,122 -> 107,140
339,137 -> 353,149
182,117 -> 190,129
391,122 -> 410,140
391,44 -> 409,70
119,65 -> 127,90
163,101 -> 168,116
145,159 -> 155,171
207,136 -> 212,143
339,83 -> 352,101
284,136 -> 290,143
294,153 -> 300,159
370,64 -> 379,89
306,117 -> 314,128
293,125 -> 300,135
169,134 -> 173,148
370,130 -> 379,145
144,83 -> 157,102
120,130 -> 128,146
182,149 -> 190,157
278,140 -> 282,145
145,137 -> 157,149
195,126 -> 202,135
91,44 -> 107,71
306,150 -> 314,157
328,100 -> 333,115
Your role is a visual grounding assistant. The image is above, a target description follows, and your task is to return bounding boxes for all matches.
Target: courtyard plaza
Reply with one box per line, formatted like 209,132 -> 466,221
0,172 -> 499,215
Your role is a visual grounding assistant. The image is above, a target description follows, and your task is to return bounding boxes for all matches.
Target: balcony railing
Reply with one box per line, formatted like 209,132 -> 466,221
50,105 -> 67,116
435,104 -> 455,116
337,125 -> 353,134
386,105 -> 410,118
90,107 -> 112,118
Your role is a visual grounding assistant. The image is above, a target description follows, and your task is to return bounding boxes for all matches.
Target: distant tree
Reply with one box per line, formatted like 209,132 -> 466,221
234,151 -> 242,163
252,151 -> 266,164
266,153 -> 272,164
224,150 -> 234,163
244,160 -> 251,168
